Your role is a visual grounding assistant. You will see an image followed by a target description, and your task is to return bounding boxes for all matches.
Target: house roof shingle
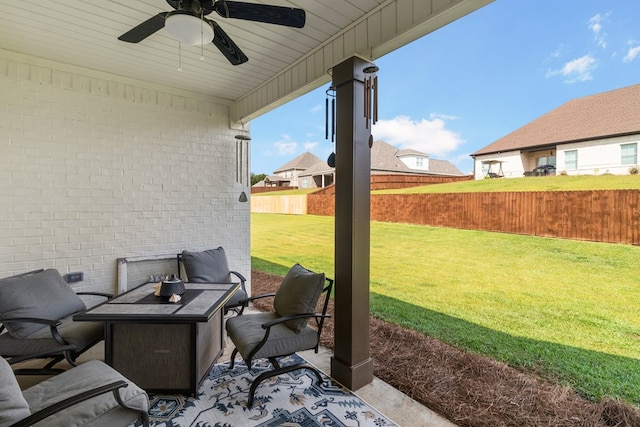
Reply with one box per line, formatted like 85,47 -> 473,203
371,140 -> 464,176
273,152 -> 323,173
472,84 -> 640,156
281,141 -> 464,178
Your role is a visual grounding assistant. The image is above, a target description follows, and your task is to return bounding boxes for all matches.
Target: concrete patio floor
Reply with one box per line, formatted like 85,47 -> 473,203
300,346 -> 457,427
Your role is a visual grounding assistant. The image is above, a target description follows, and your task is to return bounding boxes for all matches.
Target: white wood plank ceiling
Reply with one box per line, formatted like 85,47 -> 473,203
0,0 -> 491,121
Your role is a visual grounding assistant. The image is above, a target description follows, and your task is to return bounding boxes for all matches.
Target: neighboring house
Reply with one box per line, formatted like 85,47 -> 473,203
256,140 -> 465,190
370,140 -> 464,176
471,84 -> 640,179
262,152 -> 325,188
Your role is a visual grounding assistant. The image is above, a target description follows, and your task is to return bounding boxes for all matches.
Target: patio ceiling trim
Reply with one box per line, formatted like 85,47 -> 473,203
230,0 -> 493,123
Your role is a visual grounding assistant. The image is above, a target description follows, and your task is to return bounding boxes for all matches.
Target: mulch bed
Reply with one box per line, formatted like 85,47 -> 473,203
251,270 -> 640,427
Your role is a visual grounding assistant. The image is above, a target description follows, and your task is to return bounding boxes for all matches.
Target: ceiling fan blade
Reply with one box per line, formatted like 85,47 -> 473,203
214,1 -> 305,28
118,12 -> 168,43
211,21 -> 249,65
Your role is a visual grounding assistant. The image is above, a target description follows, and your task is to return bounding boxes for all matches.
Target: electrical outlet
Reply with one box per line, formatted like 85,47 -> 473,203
65,272 -> 84,283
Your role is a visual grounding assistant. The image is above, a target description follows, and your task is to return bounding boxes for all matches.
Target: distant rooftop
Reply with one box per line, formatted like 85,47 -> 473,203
473,83 -> 640,156
283,140 -> 464,177
273,152 -> 323,173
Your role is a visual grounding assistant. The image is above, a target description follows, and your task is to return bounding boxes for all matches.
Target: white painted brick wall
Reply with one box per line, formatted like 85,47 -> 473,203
0,52 -> 251,294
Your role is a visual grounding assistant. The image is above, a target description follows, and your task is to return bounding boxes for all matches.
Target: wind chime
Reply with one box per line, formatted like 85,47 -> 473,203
235,123 -> 251,202
325,85 -> 336,167
324,63 -> 379,166
363,64 -> 379,130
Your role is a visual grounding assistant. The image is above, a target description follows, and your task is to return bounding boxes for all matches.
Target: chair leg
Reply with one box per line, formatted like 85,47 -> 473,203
229,348 -> 239,369
63,350 -> 79,367
247,363 -> 324,408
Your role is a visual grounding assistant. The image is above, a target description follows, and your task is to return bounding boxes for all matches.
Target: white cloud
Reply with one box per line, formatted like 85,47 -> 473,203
310,103 -> 323,114
372,115 -> 465,157
546,54 -> 597,83
303,141 -> 319,150
588,13 -> 609,49
429,113 -> 460,121
624,43 -> 640,62
273,135 -> 297,155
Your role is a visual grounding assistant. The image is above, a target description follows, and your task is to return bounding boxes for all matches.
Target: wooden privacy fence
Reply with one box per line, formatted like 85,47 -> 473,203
369,174 -> 472,190
306,190 -> 640,245
251,195 -> 307,215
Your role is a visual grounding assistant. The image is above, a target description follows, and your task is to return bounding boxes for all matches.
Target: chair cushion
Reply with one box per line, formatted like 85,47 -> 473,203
0,269 -> 86,339
0,357 -> 31,425
226,312 -> 319,360
273,264 -> 325,332
0,317 -> 103,357
22,360 -> 149,427
181,248 -> 232,283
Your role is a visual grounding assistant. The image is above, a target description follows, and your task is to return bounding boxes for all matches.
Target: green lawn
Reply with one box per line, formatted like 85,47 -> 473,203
374,174 -> 640,194
251,213 -> 640,406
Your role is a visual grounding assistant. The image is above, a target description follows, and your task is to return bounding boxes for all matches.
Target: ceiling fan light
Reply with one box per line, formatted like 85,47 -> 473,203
165,12 -> 214,46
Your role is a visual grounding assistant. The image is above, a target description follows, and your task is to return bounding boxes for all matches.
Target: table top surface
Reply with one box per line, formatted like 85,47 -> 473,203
74,282 -> 240,322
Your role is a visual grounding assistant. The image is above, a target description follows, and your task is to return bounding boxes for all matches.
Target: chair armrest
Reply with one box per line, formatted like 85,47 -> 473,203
238,292 -> 275,306
10,381 -> 130,427
262,313 -> 331,329
76,291 -> 114,300
230,271 -> 247,296
0,317 -> 61,327
6,345 -> 78,365
233,292 -> 275,315
229,270 -> 246,284
0,317 -> 71,347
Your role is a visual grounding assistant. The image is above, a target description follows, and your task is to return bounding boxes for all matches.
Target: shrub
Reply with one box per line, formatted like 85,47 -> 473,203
630,167 -> 639,175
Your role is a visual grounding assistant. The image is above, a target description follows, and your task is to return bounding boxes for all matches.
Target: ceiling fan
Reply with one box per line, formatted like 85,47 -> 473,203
118,0 -> 306,65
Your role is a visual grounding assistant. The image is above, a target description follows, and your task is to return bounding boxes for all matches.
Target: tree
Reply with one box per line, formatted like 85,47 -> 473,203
251,173 -> 267,186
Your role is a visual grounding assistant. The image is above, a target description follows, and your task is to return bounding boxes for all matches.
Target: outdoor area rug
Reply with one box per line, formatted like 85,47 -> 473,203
129,354 -> 398,427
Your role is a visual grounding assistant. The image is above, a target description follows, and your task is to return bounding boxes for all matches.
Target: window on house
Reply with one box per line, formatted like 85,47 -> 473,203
301,178 -> 308,188
416,156 -> 424,167
621,143 -> 638,165
565,150 -> 577,170
536,155 -> 556,167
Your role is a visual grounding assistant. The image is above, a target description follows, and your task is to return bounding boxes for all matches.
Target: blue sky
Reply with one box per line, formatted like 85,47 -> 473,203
249,1 -> 640,176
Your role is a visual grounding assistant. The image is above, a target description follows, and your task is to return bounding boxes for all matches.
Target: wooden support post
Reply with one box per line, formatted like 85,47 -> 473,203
330,56 -> 374,390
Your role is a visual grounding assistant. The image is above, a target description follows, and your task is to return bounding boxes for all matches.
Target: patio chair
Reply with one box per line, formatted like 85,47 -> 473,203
178,247 -> 248,315
225,263 -> 333,407
0,356 -> 149,427
0,268 -> 111,375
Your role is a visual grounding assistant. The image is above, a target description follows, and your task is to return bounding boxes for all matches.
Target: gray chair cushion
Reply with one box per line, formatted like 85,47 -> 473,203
181,248 -> 233,283
0,317 -> 103,357
225,287 -> 248,308
0,357 -> 31,425
0,269 -> 86,339
226,312 -> 319,360
273,264 -> 325,332
22,360 -> 149,427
